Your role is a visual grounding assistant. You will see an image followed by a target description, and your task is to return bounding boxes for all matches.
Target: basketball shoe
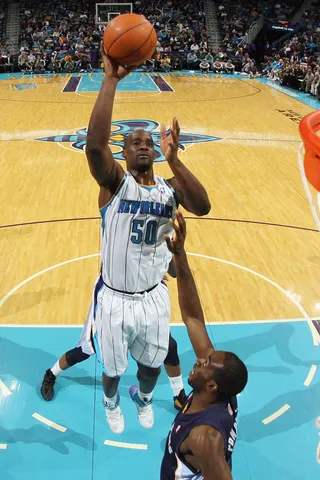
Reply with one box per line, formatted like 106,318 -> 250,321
129,385 -> 154,429
104,392 -> 125,434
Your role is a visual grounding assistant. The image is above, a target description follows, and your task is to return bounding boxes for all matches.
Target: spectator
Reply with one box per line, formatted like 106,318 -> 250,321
300,67 -> 314,93
187,51 -> 198,70
213,58 -> 224,74
225,59 -> 235,74
199,58 -> 210,73
205,51 -> 214,69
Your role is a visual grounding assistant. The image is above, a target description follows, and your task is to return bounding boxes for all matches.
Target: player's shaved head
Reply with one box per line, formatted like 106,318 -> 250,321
123,130 -> 155,172
123,130 -> 153,150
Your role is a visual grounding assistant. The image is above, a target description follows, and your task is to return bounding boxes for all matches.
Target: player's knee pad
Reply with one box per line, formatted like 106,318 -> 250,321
137,363 -> 161,378
66,347 -> 90,367
164,335 -> 180,367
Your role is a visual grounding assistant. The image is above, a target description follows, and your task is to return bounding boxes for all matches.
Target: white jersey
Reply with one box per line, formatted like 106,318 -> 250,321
100,172 -> 177,292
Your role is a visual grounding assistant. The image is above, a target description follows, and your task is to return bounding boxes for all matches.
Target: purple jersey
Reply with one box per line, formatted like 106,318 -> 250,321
160,394 -> 238,479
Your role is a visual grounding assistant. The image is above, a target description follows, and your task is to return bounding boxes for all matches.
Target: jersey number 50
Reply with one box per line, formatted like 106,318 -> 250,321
131,219 -> 157,245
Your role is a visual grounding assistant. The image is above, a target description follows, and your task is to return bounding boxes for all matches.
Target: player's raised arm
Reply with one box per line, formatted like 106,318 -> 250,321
161,118 -> 211,216
86,44 -> 131,196
165,211 -> 215,359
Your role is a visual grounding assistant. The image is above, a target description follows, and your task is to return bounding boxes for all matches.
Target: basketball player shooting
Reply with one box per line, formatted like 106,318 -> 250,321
161,211 -> 248,480
41,46 -> 211,436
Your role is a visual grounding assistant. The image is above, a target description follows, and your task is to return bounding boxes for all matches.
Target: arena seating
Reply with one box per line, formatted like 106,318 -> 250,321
0,0 -> 7,45
7,0 -> 320,90
15,0 -> 208,73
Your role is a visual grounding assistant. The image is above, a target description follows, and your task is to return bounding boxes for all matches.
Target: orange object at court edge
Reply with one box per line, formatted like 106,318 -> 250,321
299,111 -> 320,192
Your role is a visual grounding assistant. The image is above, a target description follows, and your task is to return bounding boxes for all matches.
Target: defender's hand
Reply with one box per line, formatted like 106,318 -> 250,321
165,210 -> 186,255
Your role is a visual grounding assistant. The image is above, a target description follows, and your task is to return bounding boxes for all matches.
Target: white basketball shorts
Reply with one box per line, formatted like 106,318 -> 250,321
79,276 -> 170,377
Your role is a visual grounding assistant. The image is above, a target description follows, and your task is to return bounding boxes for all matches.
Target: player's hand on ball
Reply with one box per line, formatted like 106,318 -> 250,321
160,117 -> 180,164
101,42 -> 134,80
165,210 -> 186,255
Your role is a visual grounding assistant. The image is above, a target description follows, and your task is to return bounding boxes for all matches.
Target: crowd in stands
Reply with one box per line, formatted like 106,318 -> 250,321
16,0 -> 99,73
0,0 -> 211,73
0,0 -> 320,101
260,1 -> 320,99
0,0 -> 9,72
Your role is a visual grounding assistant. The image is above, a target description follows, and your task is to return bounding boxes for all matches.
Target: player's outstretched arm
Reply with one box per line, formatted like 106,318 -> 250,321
86,44 -> 132,199
184,426 -> 233,480
165,211 -> 214,359
161,118 -> 211,216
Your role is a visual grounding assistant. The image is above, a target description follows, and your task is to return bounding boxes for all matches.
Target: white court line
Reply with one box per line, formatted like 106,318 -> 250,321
104,439 -> 147,450
75,91 -> 162,99
75,76 -> 82,93
0,378 -> 12,396
0,253 -> 99,309
304,365 -> 317,386
0,317 -> 310,328
298,143 -> 320,231
262,404 -> 291,424
0,444 -> 7,450
32,413 -> 67,432
187,252 -> 320,346
0,252 -> 319,344
317,438 -> 320,464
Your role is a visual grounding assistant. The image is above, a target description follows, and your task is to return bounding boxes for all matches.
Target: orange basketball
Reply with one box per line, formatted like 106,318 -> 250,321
103,13 -> 157,67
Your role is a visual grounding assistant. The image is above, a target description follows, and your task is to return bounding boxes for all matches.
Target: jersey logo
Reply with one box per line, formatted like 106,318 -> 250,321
35,119 -> 221,162
228,403 -> 233,416
176,425 -> 181,433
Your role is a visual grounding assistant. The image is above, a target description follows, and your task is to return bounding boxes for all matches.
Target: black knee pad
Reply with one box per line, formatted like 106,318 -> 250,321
138,363 -> 161,378
66,347 -> 90,367
164,335 -> 180,367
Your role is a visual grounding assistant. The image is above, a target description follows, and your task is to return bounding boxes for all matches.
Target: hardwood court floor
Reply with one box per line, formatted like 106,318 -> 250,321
0,72 -> 319,326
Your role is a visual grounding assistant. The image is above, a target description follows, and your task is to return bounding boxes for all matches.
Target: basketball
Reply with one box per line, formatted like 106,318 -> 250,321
103,13 -> 157,67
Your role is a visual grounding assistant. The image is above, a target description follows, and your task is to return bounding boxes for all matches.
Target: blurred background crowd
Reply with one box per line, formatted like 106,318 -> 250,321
0,0 -> 319,99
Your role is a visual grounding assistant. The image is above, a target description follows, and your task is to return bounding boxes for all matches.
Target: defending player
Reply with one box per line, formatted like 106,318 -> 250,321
161,211 -> 248,479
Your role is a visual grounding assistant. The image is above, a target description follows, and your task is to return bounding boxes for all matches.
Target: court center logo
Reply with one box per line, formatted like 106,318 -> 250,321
36,120 -> 221,162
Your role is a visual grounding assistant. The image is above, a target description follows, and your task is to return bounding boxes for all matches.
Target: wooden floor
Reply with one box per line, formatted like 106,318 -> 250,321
0,73 -> 319,325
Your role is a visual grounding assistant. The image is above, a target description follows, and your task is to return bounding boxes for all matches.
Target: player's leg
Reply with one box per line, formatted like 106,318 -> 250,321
130,283 -> 170,429
40,300 -> 96,401
129,362 -> 161,429
94,286 -> 133,434
41,347 -> 91,401
164,334 -> 187,411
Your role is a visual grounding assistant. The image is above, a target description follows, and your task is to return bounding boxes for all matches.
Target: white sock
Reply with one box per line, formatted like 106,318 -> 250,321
51,360 -> 63,377
138,389 -> 153,404
104,392 -> 118,408
169,375 -> 184,397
